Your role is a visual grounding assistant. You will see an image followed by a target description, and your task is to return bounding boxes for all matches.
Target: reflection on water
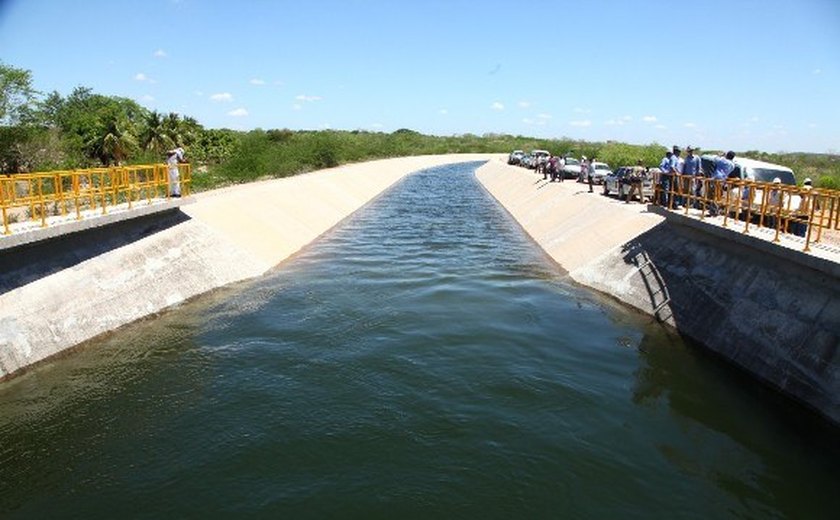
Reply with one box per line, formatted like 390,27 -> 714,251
0,162 -> 838,519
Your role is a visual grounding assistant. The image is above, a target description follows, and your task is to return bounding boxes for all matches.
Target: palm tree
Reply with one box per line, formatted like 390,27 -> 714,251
140,111 -> 170,154
92,111 -> 138,165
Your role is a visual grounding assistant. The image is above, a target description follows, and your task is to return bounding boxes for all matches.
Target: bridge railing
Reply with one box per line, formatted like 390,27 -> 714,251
0,163 -> 191,236
653,172 -> 840,252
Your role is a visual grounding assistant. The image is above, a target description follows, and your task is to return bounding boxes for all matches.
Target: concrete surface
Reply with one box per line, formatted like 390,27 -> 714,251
475,159 -> 840,425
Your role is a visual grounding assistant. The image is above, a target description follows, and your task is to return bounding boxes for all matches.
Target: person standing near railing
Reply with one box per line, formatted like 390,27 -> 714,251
709,151 -> 735,216
658,150 -> 673,206
790,178 -> 814,237
682,146 -> 701,208
671,146 -> 684,207
166,146 -> 186,198
766,177 -> 785,231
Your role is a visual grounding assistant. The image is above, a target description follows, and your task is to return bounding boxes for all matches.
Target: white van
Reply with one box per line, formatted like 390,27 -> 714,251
700,155 -> 799,216
701,155 -> 796,185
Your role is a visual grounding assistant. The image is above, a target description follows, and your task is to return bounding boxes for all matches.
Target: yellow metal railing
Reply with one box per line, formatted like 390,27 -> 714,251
653,172 -> 840,253
1,163 -> 191,236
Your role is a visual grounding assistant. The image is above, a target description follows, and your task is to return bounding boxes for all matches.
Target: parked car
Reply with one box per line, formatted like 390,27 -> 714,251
700,155 -> 795,185
590,162 -> 612,184
561,156 -> 581,179
603,166 -> 656,201
603,167 -> 629,196
699,155 -> 800,216
508,150 -> 525,165
520,154 -> 533,168
531,149 -> 551,170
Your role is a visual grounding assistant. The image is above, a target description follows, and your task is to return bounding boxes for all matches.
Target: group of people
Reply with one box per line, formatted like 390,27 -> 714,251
539,154 -> 568,182
656,145 -> 718,209
654,145 -> 814,237
537,153 -> 615,195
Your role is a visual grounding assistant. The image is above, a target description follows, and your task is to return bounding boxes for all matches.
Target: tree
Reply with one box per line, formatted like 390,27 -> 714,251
53,87 -> 148,165
140,110 -> 170,153
91,108 -> 138,165
0,62 -> 37,125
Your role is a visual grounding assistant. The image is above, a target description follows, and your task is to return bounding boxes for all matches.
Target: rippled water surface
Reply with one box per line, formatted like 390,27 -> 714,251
1,162 -> 838,518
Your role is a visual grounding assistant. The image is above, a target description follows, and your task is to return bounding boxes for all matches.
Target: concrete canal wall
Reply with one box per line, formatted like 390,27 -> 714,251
475,159 -> 840,426
2,155 -> 837,425
0,154 -> 495,379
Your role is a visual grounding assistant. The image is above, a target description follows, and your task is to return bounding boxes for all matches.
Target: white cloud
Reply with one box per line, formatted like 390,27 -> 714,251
491,102 -> 504,111
250,78 -> 266,85
211,92 -> 234,102
642,115 -> 658,123
684,122 -> 697,128
518,101 -> 531,109
296,94 -> 322,102
320,123 -> 332,129
573,107 -> 591,114
292,104 -> 302,110
134,72 -> 155,83
537,113 -> 552,120
654,124 -> 667,129
439,109 -> 448,115
153,49 -> 167,58
371,123 -> 384,129
569,120 -> 592,127
140,94 -> 155,102
227,108 -> 248,117
194,90 -> 204,97
813,68 -> 822,74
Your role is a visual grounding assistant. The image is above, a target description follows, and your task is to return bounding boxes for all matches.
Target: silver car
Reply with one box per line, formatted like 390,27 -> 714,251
590,162 -> 612,184
603,167 -> 655,202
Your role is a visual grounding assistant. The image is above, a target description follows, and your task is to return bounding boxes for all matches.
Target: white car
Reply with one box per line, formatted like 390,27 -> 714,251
561,156 -> 581,179
531,149 -> 551,170
590,162 -> 612,184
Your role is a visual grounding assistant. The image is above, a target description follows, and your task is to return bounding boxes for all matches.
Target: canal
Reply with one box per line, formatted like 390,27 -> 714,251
1,162 -> 838,518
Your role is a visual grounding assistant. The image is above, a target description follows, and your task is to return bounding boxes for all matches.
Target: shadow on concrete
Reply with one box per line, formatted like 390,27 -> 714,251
613,216 -> 840,426
620,237 -> 673,323
0,209 -> 191,295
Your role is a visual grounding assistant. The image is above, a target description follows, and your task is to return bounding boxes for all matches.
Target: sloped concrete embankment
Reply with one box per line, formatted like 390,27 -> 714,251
0,154 -> 496,379
475,160 -> 840,425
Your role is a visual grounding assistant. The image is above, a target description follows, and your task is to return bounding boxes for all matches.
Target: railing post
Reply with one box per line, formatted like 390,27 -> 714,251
1,175 -> 10,235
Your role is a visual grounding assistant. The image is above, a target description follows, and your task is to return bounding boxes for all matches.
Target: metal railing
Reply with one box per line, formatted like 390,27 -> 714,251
0,163 -> 191,236
653,172 -> 840,252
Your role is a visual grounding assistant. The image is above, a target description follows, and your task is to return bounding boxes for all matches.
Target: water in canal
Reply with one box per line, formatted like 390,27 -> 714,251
1,162 -> 838,518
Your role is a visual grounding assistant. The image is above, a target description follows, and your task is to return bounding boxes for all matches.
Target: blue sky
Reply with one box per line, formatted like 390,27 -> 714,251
1,0 -> 838,153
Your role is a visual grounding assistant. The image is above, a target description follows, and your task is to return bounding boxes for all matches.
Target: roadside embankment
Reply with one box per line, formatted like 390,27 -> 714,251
0,154 -> 497,379
476,159 -> 840,425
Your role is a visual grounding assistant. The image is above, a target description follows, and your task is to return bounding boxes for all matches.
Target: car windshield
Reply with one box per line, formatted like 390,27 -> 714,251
594,164 -> 610,171
750,168 -> 795,185
565,158 -> 580,166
